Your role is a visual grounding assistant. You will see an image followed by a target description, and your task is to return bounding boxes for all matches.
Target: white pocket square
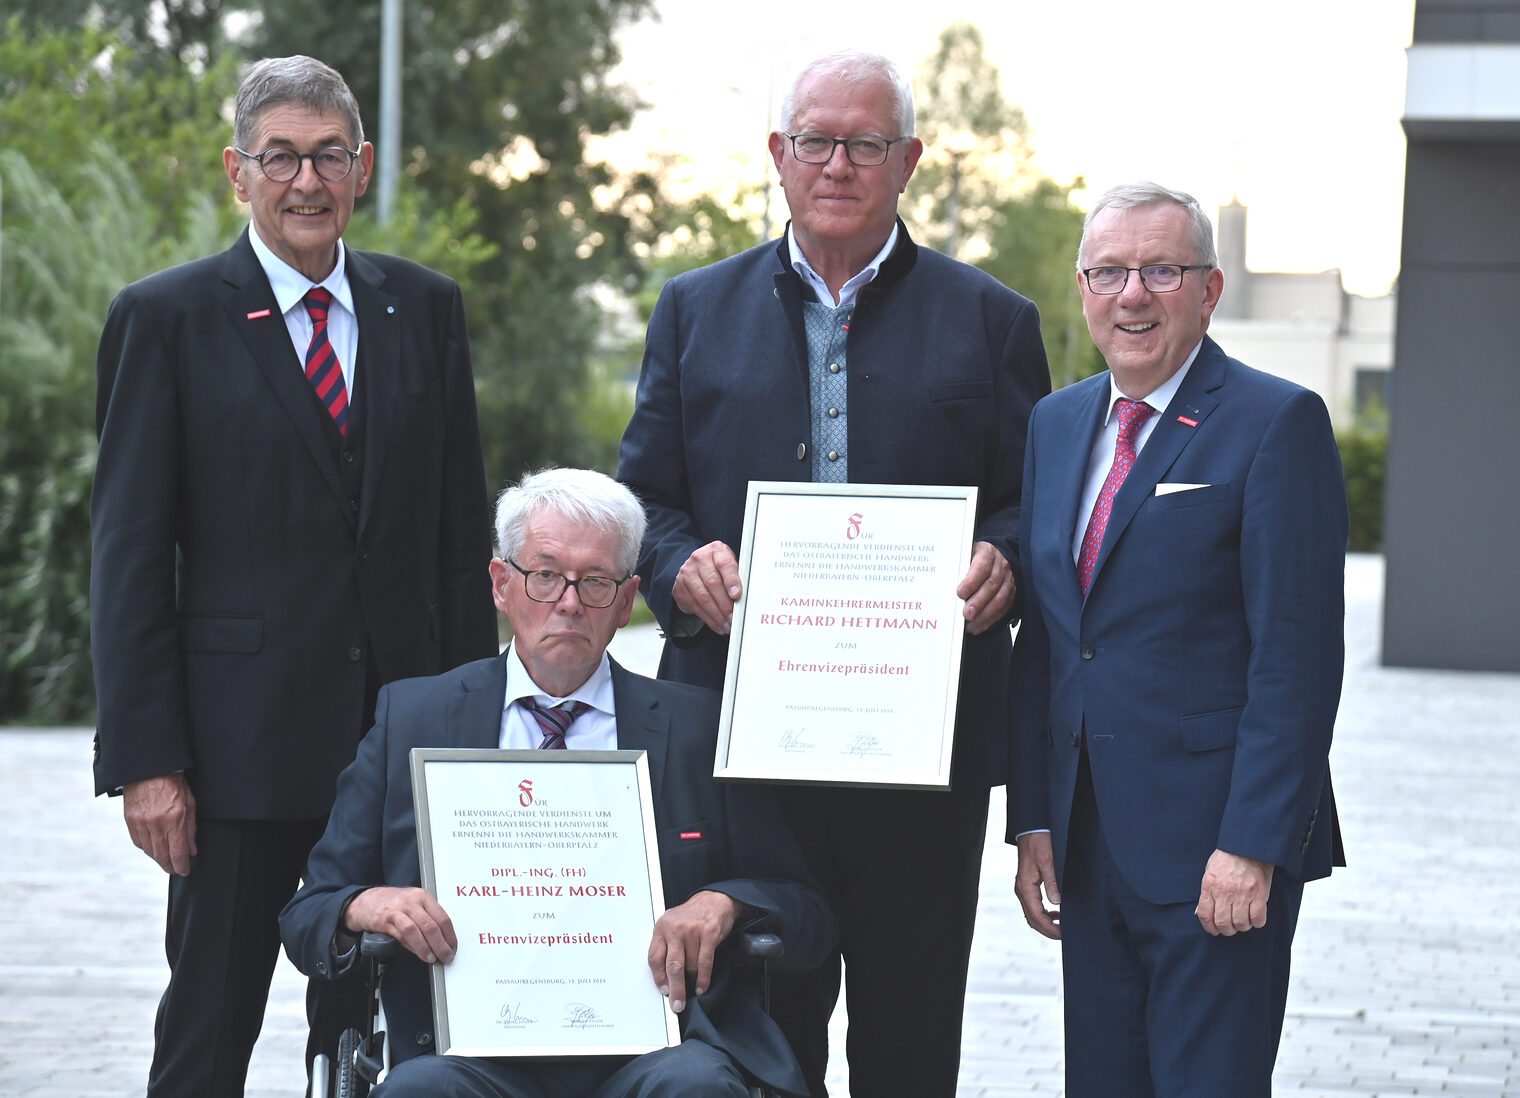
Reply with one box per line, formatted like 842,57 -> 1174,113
1155,482 -> 1210,496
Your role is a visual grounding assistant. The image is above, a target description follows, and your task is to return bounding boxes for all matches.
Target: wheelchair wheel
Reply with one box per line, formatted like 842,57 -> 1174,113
335,1027 -> 368,1098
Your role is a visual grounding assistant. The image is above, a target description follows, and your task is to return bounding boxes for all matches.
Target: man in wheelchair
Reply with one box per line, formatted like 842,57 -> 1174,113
281,468 -> 837,1097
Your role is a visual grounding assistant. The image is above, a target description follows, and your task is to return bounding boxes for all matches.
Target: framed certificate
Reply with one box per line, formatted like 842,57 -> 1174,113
714,482 -> 977,789
410,748 -> 679,1057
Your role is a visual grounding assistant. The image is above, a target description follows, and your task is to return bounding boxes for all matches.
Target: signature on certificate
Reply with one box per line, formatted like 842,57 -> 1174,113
564,1002 -> 603,1028
496,1002 -> 537,1026
778,727 -> 816,752
845,733 -> 887,757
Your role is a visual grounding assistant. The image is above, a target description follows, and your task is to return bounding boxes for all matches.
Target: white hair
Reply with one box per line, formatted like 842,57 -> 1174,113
1077,181 -> 1218,270
779,50 -> 915,136
494,468 -> 646,577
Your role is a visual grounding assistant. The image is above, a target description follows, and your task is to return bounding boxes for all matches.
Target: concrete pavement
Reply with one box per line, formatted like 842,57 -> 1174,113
1,554 -> 1516,1096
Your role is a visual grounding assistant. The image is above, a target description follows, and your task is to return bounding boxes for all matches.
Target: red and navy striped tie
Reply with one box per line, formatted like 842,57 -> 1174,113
526,700 -> 589,749
302,287 -> 349,435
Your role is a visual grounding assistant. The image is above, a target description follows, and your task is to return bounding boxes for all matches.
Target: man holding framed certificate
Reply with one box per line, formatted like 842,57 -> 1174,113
280,468 -> 835,1097
617,49 -> 1051,1097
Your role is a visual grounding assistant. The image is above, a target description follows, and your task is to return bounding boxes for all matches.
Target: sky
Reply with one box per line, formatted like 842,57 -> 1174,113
593,0 -> 1416,297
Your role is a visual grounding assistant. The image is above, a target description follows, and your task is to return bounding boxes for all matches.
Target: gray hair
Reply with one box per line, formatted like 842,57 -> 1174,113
495,468 -> 646,578
780,50 -> 915,137
1076,181 -> 1218,270
233,56 -> 364,151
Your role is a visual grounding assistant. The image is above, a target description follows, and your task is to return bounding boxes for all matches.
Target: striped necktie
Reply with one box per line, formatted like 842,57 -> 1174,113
302,287 -> 349,435
525,699 -> 589,750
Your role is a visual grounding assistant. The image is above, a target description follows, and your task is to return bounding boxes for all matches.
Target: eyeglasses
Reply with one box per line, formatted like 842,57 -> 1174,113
1080,265 -> 1212,295
783,133 -> 910,167
507,560 -> 631,609
235,145 -> 362,183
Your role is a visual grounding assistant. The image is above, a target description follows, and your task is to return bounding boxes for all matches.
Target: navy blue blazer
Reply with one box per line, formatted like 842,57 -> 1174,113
91,229 -> 497,817
280,655 -> 836,1096
1008,338 -> 1347,904
619,223 -> 1051,786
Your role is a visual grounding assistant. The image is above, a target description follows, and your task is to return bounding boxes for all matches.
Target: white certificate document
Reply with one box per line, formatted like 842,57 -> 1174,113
410,749 -> 679,1057
715,482 -> 977,789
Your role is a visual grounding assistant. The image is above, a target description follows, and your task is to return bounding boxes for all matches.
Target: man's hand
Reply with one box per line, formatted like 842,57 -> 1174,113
958,541 -> 1016,635
1196,849 -> 1274,937
341,886 -> 458,965
123,773 -> 197,876
673,541 -> 743,635
1014,831 -> 1062,940
646,890 -> 752,1013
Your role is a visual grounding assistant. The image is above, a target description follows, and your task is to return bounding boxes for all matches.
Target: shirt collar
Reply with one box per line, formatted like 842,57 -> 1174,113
503,643 -> 615,716
787,222 -> 899,307
247,223 -> 354,318
1104,339 -> 1203,424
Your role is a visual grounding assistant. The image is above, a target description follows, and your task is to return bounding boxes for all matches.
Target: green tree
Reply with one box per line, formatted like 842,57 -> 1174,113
0,146 -> 227,722
246,0 -> 657,479
908,22 -> 1103,385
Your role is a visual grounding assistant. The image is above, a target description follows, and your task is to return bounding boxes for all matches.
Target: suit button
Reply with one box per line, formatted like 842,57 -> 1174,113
349,498 -> 358,511
1080,645 -> 1095,660
342,450 -> 355,464
315,960 -> 328,975
1069,731 -> 1080,747
348,647 -> 363,662
827,451 -> 839,462
416,1031 -> 433,1047
797,443 -> 807,461
827,407 -> 839,418
829,362 -> 841,374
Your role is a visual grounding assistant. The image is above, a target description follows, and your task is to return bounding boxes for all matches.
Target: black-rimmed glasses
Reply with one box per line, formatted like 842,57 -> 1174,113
235,145 -> 361,183
1080,264 -> 1212,295
507,560 -> 631,609
783,133 -> 910,166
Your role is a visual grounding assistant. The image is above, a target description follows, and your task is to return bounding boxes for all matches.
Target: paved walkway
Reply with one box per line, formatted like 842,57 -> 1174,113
1,555 -> 1515,1096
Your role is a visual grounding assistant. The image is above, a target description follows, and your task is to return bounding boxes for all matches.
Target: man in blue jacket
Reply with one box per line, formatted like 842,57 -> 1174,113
618,49 -> 1051,1097
1010,182 -> 1347,1097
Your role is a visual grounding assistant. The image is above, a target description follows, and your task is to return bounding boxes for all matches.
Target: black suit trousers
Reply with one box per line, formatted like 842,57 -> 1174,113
148,817 -> 365,1098
768,783 -> 990,1098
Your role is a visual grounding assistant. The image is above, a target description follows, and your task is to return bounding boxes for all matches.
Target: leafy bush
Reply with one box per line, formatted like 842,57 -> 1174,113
1337,408 -> 1387,553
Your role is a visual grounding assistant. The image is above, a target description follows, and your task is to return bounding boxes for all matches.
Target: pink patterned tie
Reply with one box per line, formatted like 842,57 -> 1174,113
525,699 -> 589,750
1077,399 -> 1154,596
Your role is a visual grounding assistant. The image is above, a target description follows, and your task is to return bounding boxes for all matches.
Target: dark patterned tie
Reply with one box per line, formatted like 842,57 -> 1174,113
1077,398 -> 1154,596
525,699 -> 590,750
302,287 -> 349,435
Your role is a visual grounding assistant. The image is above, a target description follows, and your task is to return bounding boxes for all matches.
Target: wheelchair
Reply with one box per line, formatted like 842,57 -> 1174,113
313,929 -> 786,1098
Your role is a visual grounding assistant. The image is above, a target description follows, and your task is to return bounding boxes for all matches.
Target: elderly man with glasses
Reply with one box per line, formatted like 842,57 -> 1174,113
1009,182 -> 1347,1097
91,54 -> 497,1097
618,48 -> 1052,1097
281,467 -> 836,1098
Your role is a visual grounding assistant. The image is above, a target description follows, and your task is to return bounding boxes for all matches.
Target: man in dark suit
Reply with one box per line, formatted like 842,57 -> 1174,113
280,467 -> 836,1097
90,55 -> 498,1097
1009,181 -> 1347,1097
617,49 -> 1050,1098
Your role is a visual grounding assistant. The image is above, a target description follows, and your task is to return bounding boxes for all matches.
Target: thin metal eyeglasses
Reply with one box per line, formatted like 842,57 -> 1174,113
783,133 -> 910,166
1080,264 -> 1213,295
507,560 -> 631,608
235,145 -> 362,183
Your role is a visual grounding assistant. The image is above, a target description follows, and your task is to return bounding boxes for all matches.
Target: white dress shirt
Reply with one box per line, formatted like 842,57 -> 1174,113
498,644 -> 618,750
1070,341 -> 1204,564
248,224 -> 360,400
788,223 -> 899,307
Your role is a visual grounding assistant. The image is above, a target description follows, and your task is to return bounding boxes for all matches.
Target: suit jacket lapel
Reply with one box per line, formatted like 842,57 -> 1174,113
347,249 -> 402,538
1088,341 -> 1226,587
223,231 -> 351,515
444,653 -> 511,748
610,660 -> 669,805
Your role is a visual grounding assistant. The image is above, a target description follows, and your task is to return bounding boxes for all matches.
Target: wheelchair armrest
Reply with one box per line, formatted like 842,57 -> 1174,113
359,931 -> 401,962
738,931 -> 783,960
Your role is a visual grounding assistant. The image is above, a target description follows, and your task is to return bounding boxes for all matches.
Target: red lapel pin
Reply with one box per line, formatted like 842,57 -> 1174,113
246,308 -> 272,320
1177,415 -> 1198,427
